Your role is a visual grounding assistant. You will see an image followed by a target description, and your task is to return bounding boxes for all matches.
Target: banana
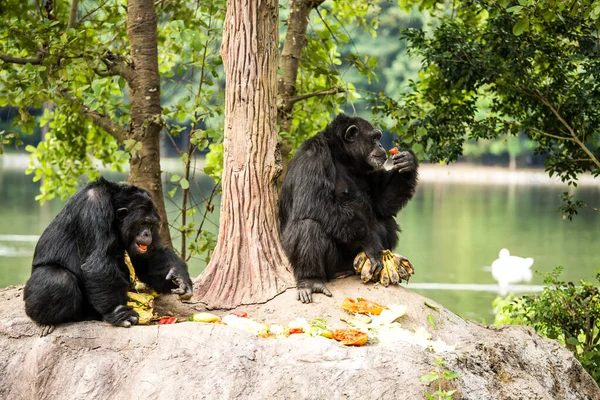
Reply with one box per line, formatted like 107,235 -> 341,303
127,291 -> 155,306
353,252 -> 368,274
360,258 -> 374,283
393,253 -> 414,282
355,250 -> 414,286
379,263 -> 390,286
385,255 -> 401,285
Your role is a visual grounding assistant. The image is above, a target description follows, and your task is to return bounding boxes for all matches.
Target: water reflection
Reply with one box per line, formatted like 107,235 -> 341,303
0,166 -> 598,324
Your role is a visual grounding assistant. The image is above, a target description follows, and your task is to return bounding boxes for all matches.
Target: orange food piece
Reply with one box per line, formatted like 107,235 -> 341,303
341,297 -> 387,315
321,329 -> 334,339
332,329 -> 369,346
157,316 -> 177,325
389,147 -> 399,155
138,244 -> 148,251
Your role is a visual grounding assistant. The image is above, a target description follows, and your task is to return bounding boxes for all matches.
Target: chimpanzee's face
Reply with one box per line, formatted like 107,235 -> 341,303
116,192 -> 161,256
343,117 -> 387,171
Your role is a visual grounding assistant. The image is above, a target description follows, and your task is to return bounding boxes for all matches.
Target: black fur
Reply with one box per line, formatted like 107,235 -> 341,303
279,114 -> 418,303
23,178 -> 193,327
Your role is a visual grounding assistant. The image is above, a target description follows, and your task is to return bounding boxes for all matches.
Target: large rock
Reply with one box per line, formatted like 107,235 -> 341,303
1,278 -> 598,400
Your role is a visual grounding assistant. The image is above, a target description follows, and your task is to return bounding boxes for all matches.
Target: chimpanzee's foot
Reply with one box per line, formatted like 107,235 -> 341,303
296,278 -> 333,303
40,325 -> 55,337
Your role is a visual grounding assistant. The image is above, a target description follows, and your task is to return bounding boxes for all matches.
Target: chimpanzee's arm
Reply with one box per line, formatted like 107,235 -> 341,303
369,150 -> 419,217
130,247 -> 193,300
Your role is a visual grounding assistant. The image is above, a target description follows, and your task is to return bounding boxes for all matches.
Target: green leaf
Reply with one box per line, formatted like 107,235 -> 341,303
420,372 -> 439,383
443,370 -> 461,380
424,301 -> 440,310
427,313 -> 437,330
506,5 -> 522,13
25,145 -> 37,153
512,18 -> 529,36
170,174 -> 181,182
566,337 -> 580,346
180,178 -> 190,190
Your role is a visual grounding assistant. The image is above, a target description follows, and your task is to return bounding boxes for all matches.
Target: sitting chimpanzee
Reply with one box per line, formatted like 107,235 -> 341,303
24,178 -> 193,329
279,114 -> 418,303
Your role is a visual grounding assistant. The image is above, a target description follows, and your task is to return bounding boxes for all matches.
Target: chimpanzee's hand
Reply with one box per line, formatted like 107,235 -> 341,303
166,267 -> 193,300
392,150 -> 417,174
296,278 -> 332,303
105,304 -> 139,328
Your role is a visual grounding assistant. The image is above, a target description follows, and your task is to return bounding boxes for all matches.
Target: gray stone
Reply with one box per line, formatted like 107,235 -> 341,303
1,279 -> 598,400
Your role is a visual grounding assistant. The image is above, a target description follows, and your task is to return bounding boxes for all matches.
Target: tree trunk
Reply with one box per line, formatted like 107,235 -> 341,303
509,153 -> 517,170
125,0 -> 171,246
193,0 -> 294,308
277,0 -> 325,182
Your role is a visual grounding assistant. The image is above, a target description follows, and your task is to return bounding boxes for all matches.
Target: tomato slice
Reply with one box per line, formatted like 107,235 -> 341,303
158,317 -> 177,325
230,310 -> 248,318
341,297 -> 387,315
332,329 -> 368,346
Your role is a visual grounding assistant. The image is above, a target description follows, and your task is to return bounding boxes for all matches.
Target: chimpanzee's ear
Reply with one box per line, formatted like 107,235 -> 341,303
116,208 -> 129,221
344,125 -> 359,143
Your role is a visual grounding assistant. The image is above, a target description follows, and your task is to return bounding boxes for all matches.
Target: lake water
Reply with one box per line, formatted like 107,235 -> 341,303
1,162 -> 598,323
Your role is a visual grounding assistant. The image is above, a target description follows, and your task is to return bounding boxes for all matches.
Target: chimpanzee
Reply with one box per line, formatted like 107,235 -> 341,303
279,114 -> 418,303
23,178 -> 193,329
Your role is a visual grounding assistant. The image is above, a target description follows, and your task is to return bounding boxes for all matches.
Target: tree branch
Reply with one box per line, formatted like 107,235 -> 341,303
95,52 -> 135,82
80,105 -> 127,143
534,90 -> 600,170
68,0 -> 79,29
474,119 -> 575,142
0,51 -> 45,65
286,87 -> 345,106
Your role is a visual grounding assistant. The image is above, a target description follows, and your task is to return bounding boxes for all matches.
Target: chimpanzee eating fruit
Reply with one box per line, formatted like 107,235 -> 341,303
278,114 -> 418,303
24,178 -> 193,330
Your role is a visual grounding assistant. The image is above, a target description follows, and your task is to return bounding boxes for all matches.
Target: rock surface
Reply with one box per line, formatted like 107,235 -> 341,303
1,278 -> 598,400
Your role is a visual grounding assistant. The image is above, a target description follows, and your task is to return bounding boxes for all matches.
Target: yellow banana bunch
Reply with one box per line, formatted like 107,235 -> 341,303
353,250 -> 415,287
127,291 -> 156,325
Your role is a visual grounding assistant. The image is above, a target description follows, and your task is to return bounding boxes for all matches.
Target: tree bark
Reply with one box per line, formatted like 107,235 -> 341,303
277,0 -> 325,180
193,0 -> 294,308
125,0 -> 171,246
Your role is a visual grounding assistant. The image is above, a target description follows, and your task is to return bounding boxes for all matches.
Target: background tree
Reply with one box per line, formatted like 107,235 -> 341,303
0,0 -> 172,242
192,0 -> 294,308
374,0 -> 600,218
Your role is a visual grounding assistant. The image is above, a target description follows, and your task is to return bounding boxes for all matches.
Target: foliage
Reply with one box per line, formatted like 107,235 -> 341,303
420,357 -> 461,400
283,0 -> 381,152
494,267 -> 600,384
0,0 -> 130,199
0,0 -> 226,259
372,0 -> 600,215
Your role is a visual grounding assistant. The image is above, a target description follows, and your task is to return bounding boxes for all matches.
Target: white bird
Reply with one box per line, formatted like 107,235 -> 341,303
491,248 -> 534,296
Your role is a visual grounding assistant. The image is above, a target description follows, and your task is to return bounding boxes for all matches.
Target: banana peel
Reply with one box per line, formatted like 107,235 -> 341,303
353,250 -> 414,287
125,252 -> 158,325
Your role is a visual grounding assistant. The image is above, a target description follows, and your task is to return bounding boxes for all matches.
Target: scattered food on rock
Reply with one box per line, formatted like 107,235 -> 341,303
341,297 -> 387,315
332,329 -> 369,346
190,312 -> 221,323
157,317 -> 177,325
